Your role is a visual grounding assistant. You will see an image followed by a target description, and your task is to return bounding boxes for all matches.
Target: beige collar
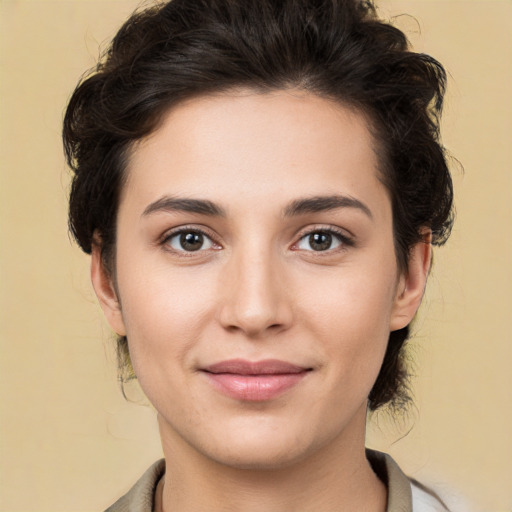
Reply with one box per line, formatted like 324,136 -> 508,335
105,450 -> 414,512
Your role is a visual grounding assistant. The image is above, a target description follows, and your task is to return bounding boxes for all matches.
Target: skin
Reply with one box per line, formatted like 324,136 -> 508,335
92,89 -> 431,512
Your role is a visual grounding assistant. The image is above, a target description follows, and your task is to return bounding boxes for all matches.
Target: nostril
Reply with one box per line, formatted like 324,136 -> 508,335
217,284 -> 293,336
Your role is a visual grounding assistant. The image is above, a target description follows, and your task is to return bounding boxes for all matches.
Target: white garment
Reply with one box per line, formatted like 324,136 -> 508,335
412,482 -> 448,511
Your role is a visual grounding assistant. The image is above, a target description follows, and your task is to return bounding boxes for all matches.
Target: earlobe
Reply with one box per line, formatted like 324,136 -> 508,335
90,240 -> 127,336
389,232 -> 432,331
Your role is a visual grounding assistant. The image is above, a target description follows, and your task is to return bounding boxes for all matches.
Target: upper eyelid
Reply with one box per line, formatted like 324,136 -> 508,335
294,224 -> 354,241
161,225 -> 218,242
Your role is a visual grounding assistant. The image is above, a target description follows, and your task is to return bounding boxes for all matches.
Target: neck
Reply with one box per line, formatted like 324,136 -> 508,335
156,411 -> 387,512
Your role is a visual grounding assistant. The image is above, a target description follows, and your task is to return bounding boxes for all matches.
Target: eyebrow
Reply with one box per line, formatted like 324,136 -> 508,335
142,196 -> 226,217
142,193 -> 372,220
283,194 -> 373,219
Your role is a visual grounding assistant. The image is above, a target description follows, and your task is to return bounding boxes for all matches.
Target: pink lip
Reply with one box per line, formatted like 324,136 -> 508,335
201,359 -> 311,401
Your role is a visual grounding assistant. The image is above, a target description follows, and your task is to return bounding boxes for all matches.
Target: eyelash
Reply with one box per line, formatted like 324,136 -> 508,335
161,226 -> 221,255
160,225 -> 354,255
293,226 -> 355,253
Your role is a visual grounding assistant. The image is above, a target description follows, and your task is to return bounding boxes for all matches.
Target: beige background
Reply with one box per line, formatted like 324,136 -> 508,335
0,1 -> 511,511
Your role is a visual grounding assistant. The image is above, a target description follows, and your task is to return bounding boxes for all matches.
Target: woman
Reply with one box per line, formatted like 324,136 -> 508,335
64,0 -> 453,510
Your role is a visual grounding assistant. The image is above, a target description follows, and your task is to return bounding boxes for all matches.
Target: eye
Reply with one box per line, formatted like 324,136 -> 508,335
295,230 -> 346,252
166,230 -> 215,252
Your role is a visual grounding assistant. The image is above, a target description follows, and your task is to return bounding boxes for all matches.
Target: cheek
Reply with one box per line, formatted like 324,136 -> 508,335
299,258 -> 397,332
296,262 -> 397,383
114,254 -> 219,372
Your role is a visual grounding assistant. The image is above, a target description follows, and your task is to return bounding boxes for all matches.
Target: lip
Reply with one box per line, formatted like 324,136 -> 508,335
201,359 -> 311,401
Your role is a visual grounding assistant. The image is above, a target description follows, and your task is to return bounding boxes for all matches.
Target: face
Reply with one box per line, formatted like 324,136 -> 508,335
93,89 -> 429,470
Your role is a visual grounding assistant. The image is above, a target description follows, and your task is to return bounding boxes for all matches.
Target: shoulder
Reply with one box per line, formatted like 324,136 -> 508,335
104,459 -> 165,512
411,479 -> 450,512
366,449 -> 449,512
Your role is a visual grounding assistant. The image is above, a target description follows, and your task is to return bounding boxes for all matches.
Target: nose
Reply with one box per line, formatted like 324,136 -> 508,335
217,247 -> 293,338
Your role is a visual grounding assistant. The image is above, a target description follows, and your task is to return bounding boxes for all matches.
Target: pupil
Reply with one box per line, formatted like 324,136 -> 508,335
310,232 -> 331,251
181,232 -> 203,251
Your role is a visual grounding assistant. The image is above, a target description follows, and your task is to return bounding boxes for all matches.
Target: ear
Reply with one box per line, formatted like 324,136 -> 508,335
90,238 -> 127,336
389,231 -> 432,331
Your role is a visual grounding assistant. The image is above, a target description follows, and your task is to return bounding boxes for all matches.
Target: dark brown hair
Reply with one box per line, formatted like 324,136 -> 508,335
64,0 -> 453,410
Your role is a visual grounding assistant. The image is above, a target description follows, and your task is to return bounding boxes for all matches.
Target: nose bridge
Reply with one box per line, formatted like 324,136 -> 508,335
218,239 -> 291,336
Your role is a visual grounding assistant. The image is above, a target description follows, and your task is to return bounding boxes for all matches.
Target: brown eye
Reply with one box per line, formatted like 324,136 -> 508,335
309,232 -> 332,251
167,230 -> 214,252
296,230 -> 343,252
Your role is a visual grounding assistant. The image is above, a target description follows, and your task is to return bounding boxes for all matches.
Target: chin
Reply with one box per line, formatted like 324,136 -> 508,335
193,419 -> 328,471
206,440 -> 310,471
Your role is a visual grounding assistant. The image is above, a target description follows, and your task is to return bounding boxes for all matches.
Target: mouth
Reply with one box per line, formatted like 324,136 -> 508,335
201,359 -> 312,401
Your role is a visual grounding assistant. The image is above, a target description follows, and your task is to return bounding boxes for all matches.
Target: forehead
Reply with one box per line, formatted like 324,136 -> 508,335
122,89 -> 387,217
